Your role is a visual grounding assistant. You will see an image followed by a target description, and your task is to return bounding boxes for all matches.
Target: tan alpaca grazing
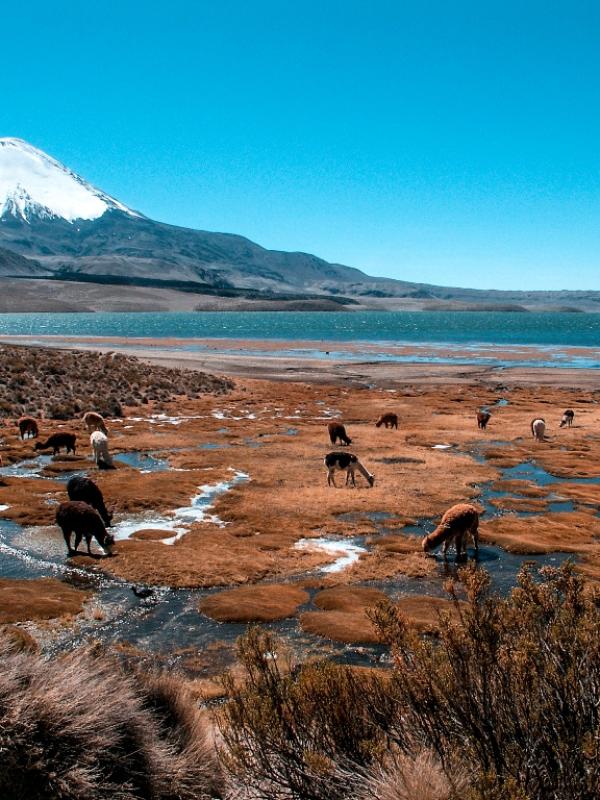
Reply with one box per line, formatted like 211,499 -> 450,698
531,418 -> 546,442
422,503 -> 479,559
83,411 -> 108,435
375,413 -> 398,429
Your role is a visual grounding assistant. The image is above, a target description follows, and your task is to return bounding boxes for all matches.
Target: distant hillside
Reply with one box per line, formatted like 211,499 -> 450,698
1,137 -> 599,311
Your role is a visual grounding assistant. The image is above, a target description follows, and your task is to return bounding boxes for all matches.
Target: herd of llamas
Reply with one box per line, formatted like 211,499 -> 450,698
3,404 -> 577,562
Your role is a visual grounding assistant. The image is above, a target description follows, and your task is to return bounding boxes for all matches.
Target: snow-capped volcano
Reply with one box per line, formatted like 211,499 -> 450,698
0,137 -> 140,223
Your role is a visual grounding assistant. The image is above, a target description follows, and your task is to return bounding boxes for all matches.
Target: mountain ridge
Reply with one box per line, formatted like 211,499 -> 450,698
1,137 -> 599,311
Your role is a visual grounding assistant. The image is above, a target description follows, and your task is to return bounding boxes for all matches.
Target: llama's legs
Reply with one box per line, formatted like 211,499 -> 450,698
442,539 -> 450,560
471,521 -> 479,556
62,527 -> 72,554
86,536 -> 93,556
328,469 -> 336,487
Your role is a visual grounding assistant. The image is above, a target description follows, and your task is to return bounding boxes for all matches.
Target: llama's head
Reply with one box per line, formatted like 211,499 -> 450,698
345,436 -> 353,444
375,419 -> 382,428
421,535 -> 433,553
367,473 -> 375,487
33,442 -> 44,451
102,532 -> 115,556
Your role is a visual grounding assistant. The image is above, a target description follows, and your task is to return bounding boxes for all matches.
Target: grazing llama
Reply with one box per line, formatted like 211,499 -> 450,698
18,417 -> 38,439
83,411 -> 109,435
67,475 -> 113,527
375,413 -> 398,429
559,409 -> 575,428
34,433 -> 77,456
90,431 -> 115,469
531,418 -> 546,442
56,501 -> 115,556
422,503 -> 479,559
327,422 -> 352,446
324,451 -> 374,487
476,410 -> 491,429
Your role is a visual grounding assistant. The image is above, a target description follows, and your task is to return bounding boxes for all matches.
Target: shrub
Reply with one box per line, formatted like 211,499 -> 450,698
218,628 -> 394,800
0,640 -> 221,800
218,565 -> 600,800
368,563 -> 600,800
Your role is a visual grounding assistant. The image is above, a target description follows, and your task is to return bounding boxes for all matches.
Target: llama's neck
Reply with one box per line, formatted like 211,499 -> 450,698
354,459 -> 373,483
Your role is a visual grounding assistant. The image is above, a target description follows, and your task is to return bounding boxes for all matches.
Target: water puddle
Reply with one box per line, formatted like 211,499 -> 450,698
502,461 -> 600,486
0,454 -> 86,483
111,470 -> 249,544
295,537 -> 367,572
114,451 -> 170,472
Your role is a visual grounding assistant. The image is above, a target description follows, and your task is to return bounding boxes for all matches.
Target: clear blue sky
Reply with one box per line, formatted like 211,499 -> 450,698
3,1 -> 600,290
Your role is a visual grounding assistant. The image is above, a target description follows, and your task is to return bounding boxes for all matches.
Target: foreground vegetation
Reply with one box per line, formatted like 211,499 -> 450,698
2,564 -> 598,799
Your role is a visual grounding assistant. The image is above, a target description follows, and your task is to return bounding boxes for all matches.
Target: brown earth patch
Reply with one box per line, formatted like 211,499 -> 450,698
199,584 -> 309,623
0,578 -> 90,623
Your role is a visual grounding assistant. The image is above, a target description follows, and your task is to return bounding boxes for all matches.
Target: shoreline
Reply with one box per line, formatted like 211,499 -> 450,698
1,334 -> 600,388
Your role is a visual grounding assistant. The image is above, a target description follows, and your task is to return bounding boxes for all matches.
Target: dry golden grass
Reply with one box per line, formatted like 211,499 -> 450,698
199,584 -> 309,622
0,578 -> 90,623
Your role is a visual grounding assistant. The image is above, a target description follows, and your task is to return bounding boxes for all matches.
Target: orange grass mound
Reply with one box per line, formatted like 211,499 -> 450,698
130,528 -> 175,541
0,477 -> 64,527
0,578 -> 90,623
491,480 -> 549,498
199,584 -> 309,623
396,595 -> 466,634
489,497 -> 548,513
480,511 -> 600,554
300,586 -> 387,644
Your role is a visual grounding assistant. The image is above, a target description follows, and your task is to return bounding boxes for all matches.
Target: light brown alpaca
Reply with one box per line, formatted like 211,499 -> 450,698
422,503 -> 479,559
18,417 -> 39,440
531,418 -> 546,442
83,411 -> 108,435
375,413 -> 398,429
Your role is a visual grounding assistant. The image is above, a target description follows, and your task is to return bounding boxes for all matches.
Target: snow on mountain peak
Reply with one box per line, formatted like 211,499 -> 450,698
0,137 -> 140,223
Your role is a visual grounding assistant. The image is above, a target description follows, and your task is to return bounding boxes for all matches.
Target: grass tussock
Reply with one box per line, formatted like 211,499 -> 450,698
0,641 -> 220,800
219,563 -> 600,800
0,344 -> 232,419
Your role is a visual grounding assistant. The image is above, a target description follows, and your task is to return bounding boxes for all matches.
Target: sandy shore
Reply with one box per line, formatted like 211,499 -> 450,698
2,334 -> 600,388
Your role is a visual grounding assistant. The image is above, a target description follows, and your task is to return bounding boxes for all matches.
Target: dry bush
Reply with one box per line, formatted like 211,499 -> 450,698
0,344 -> 232,419
218,627 -> 394,800
354,748 -> 466,800
218,565 -> 600,800
0,640 -> 221,800
369,562 -> 600,800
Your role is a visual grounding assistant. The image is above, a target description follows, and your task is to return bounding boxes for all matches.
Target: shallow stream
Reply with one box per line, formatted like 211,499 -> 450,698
0,439 -> 593,669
